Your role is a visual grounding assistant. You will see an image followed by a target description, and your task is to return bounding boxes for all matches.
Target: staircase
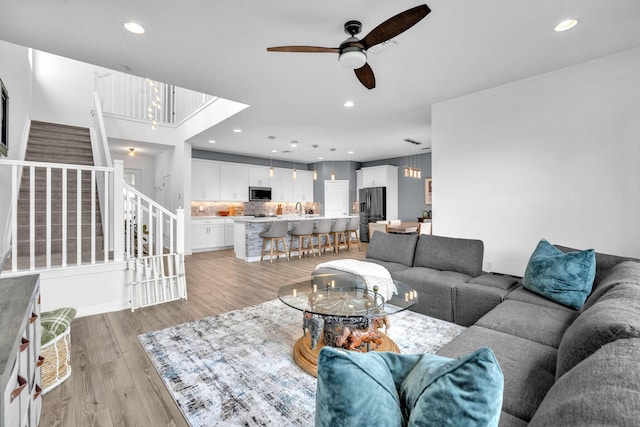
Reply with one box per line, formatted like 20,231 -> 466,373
16,120 -> 105,268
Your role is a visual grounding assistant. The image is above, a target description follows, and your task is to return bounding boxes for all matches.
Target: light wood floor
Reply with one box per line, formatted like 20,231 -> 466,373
40,243 -> 367,427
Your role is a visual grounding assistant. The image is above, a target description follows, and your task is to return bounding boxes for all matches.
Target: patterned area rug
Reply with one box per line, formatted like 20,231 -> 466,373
138,299 -> 465,427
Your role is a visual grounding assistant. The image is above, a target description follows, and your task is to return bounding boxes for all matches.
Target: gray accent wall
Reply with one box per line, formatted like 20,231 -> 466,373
364,153 -> 432,221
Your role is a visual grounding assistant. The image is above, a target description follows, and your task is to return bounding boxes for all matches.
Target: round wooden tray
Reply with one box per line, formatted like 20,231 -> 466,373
292,332 -> 400,377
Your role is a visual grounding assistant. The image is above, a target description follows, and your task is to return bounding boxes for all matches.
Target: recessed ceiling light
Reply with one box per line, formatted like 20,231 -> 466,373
318,157 -> 324,160
344,100 -> 355,108
271,149 -> 277,153
555,19 -> 578,32
290,140 -> 298,147
348,151 -> 354,154
208,140 -> 216,144
233,129 -> 242,133
124,22 -> 145,35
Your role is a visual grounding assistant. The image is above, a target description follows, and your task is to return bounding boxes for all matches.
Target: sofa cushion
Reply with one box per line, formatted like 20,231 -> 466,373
556,281 -> 640,379
504,286 -> 574,311
413,235 -> 484,277
476,300 -> 577,348
581,260 -> 640,312
468,273 -> 519,290
366,232 -> 419,267
437,325 -> 557,422
400,347 -> 504,427
452,284 -> 511,327
530,338 -> 640,426
523,239 -> 595,310
363,258 -> 412,274
392,267 -> 472,322
555,244 -> 640,286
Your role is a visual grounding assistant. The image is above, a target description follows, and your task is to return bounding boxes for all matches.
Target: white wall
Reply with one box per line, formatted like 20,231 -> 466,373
0,41 -> 33,255
432,47 -> 640,276
31,51 -> 100,127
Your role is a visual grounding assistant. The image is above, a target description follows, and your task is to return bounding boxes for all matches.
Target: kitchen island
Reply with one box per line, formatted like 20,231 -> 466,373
232,215 -> 356,262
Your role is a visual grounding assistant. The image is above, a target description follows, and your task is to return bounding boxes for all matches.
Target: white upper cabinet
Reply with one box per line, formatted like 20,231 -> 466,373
361,165 -> 395,188
293,170 -> 314,202
192,159 -> 220,201
271,167 -> 294,202
248,166 -> 272,187
359,165 -> 399,220
220,163 -> 249,201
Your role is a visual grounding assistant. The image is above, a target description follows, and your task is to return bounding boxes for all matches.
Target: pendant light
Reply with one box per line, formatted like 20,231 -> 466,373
292,160 -> 297,179
268,136 -> 275,177
313,168 -> 318,180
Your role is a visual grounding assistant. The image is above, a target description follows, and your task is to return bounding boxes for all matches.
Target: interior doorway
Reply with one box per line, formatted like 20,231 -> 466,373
124,168 -> 143,190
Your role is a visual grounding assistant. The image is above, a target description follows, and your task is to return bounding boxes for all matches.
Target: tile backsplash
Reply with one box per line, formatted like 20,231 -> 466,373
191,201 -> 320,217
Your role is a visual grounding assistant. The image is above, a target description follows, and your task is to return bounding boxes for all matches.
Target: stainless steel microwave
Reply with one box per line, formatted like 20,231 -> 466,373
249,187 -> 272,201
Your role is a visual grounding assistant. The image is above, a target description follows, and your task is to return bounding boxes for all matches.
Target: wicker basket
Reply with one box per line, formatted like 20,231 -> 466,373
41,326 -> 72,395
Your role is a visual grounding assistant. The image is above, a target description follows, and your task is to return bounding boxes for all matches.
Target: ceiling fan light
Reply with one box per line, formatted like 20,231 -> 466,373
339,49 -> 367,69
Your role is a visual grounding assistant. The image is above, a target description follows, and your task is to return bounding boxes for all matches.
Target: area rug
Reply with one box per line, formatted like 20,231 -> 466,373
138,299 -> 465,427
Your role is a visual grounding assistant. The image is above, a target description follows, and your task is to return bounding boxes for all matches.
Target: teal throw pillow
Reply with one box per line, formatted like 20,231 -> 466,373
400,347 -> 504,427
315,346 -> 504,427
523,239 -> 596,309
315,347 -> 407,427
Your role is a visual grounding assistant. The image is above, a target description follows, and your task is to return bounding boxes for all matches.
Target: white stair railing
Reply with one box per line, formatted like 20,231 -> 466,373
123,183 -> 186,310
0,158 -> 114,272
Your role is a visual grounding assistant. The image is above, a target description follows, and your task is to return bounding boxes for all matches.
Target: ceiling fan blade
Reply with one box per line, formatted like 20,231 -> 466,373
267,46 -> 339,53
361,4 -> 431,49
354,63 -> 376,89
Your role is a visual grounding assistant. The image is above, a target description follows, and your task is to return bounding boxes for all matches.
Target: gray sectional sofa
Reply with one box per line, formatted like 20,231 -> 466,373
360,231 -> 640,425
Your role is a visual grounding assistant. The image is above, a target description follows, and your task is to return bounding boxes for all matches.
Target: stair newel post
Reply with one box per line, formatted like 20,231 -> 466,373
176,207 -> 185,255
113,160 -> 125,261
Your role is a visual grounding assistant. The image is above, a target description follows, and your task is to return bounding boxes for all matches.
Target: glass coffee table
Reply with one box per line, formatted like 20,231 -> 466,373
278,273 -> 418,376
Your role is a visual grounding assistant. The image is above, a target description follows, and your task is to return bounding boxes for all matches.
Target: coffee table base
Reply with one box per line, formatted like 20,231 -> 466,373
292,331 -> 400,377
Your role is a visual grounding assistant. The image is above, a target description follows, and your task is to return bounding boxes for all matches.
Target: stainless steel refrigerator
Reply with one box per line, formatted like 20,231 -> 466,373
359,187 -> 386,242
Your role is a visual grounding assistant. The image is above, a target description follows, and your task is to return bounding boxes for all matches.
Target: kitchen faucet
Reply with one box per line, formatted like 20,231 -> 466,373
295,202 -> 303,217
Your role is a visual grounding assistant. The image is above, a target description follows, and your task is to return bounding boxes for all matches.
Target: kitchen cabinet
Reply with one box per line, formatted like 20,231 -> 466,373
271,167 -> 294,202
224,219 -> 234,245
191,219 -> 226,251
361,165 -> 396,188
0,275 -> 41,427
293,170 -> 314,202
191,160 -> 220,201
220,164 -> 249,201
248,166 -> 272,187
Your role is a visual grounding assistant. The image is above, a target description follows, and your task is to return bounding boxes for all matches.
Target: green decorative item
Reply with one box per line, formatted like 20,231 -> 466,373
422,210 -> 429,218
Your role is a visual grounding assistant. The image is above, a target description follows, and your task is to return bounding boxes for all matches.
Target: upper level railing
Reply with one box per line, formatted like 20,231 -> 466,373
95,71 -> 216,127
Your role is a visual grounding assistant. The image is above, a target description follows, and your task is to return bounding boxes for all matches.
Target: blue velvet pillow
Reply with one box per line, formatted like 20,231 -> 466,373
400,347 -> 504,427
523,239 -> 596,309
315,347 -> 504,427
315,347 -> 407,427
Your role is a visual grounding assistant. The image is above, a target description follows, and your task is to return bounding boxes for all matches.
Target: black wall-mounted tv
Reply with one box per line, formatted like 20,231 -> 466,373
0,79 -> 8,157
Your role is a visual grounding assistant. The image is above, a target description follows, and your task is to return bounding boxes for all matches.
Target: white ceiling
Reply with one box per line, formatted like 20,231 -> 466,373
2,1 -> 640,164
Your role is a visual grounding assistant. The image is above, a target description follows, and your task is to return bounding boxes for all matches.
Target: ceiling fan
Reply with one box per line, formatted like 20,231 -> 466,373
266,4 -> 431,90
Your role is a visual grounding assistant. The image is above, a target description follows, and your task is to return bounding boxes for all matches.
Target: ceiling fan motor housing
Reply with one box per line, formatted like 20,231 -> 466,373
339,37 -> 367,69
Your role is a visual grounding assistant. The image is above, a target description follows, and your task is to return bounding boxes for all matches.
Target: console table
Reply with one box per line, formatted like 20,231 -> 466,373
0,275 -> 42,427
